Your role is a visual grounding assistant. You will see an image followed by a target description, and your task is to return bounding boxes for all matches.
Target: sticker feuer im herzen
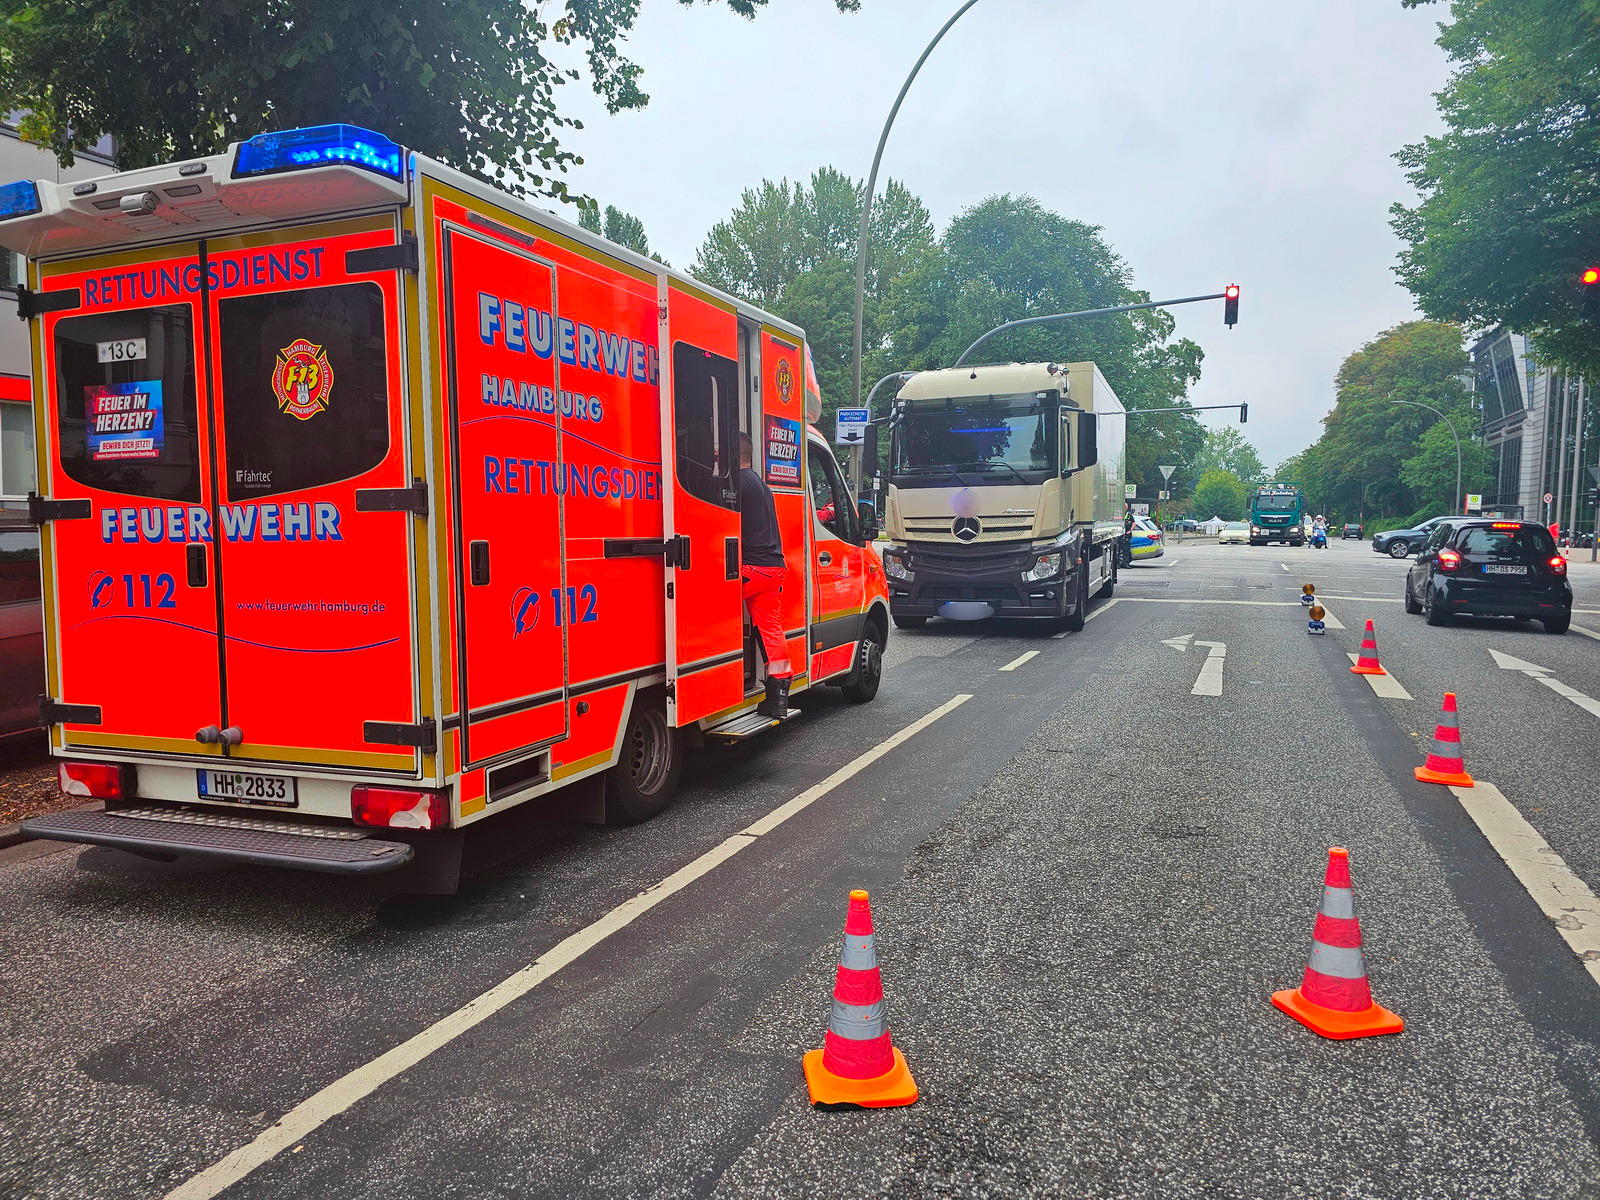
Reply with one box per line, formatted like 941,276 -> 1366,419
272,338 -> 334,420
85,381 -> 163,461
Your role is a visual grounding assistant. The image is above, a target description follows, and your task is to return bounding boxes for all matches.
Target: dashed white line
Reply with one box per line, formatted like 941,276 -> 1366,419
1450,781 -> 1600,988
1345,652 -> 1412,699
1052,597 -> 1120,636
998,650 -> 1040,672
163,694 -> 975,1200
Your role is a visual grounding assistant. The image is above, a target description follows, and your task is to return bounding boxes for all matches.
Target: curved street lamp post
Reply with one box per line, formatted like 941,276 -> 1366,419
1390,399 -> 1462,515
848,0 -> 984,496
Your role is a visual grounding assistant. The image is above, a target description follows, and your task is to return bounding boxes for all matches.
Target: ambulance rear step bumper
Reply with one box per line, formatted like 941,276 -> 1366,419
21,806 -> 414,875
704,709 -> 797,742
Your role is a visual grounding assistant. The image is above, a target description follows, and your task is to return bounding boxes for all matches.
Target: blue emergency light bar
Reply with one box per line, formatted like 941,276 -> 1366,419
0,180 -> 42,221
232,124 -> 404,181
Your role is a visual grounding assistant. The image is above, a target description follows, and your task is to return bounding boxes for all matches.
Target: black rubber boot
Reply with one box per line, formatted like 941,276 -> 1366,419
757,674 -> 792,719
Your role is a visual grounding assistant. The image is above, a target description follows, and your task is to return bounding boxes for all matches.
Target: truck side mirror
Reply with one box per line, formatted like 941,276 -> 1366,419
1059,408 -> 1073,476
1076,411 -> 1099,469
857,499 -> 879,542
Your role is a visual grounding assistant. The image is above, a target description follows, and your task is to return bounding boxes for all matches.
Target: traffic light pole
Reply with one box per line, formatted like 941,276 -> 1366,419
952,289 -> 1237,367
1389,399 -> 1461,516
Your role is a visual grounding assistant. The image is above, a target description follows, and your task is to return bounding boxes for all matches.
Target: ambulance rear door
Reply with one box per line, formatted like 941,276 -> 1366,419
204,222 -> 421,772
659,282 -> 744,725
36,243 -> 224,759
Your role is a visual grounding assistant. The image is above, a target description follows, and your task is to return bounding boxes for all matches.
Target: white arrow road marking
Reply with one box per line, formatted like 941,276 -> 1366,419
1450,781 -> 1600,988
1489,648 -> 1550,674
1161,633 -> 1194,651
1490,647 -> 1600,721
1346,652 -> 1411,699
1191,640 -> 1226,695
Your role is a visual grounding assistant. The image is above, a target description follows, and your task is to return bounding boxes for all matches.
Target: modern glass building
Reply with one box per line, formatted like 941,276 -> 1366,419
1472,327 -> 1596,533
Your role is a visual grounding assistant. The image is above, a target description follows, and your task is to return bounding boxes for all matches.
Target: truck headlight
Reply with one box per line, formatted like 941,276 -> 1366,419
1251,525 -> 1262,534
1023,551 -> 1063,582
883,551 -> 913,582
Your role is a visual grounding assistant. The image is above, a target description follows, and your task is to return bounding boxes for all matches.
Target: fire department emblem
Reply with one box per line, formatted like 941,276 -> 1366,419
775,359 -> 794,405
271,338 -> 334,421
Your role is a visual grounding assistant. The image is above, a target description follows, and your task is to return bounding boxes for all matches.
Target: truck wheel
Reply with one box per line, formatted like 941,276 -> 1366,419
1061,560 -> 1088,633
605,692 -> 683,825
839,626 -> 885,703
892,614 -> 927,630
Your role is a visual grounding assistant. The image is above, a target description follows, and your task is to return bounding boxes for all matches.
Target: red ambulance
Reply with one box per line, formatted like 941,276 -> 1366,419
1,125 -> 890,889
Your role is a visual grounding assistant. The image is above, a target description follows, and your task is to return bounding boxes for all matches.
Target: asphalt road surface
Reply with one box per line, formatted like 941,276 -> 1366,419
5,537 -> 1600,1199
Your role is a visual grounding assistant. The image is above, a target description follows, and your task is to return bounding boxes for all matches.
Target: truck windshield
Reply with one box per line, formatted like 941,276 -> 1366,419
1255,493 -> 1298,512
892,395 -> 1057,488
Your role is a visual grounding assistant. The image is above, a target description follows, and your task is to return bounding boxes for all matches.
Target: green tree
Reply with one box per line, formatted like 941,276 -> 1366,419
1272,452 -> 1304,484
0,0 -> 857,203
692,170 -> 936,420
885,195 -> 1206,495
577,201 -> 667,264
1193,426 -> 1265,484
1391,0 -> 1600,380
1399,420 -> 1492,515
1298,321 -> 1472,520
1191,468 -> 1247,521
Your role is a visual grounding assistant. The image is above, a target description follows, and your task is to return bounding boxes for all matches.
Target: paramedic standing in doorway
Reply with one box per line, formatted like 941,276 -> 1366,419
740,434 -> 793,719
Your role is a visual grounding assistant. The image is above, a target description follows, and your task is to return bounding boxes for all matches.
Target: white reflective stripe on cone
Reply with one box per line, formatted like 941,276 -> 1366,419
1307,940 -> 1367,979
839,934 -> 877,971
829,998 -> 888,1040
1319,886 -> 1355,920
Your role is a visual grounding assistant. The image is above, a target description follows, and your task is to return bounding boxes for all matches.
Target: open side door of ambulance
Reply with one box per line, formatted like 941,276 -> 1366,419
35,218 -> 426,774
658,280 -> 746,726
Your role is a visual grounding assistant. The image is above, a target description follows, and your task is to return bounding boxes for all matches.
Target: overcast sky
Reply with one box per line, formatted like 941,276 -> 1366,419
559,0 -> 1454,470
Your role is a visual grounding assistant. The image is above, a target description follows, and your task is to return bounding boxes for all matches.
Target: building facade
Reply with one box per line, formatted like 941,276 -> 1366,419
1472,327 -> 1596,533
0,118 -> 115,498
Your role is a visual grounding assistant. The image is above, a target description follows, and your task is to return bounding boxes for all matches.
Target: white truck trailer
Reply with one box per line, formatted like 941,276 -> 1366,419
880,361 -> 1127,632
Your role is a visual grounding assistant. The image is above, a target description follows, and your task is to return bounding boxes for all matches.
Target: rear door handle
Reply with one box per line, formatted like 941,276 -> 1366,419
818,552 -> 832,566
470,541 -> 490,586
186,543 -> 207,587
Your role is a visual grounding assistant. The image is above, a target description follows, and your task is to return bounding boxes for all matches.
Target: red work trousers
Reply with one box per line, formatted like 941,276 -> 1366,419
741,564 -> 792,678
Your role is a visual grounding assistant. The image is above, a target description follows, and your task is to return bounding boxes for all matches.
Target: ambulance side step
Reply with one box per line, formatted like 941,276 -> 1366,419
20,807 -> 415,875
703,709 -> 798,742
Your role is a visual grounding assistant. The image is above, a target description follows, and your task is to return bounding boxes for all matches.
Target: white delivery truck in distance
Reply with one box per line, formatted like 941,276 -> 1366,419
880,361 -> 1127,631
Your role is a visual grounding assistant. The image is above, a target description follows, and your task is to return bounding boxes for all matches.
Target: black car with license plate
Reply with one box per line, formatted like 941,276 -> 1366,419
1404,519 -> 1572,633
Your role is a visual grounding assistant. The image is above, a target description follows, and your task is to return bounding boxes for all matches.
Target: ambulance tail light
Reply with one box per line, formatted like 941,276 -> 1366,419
351,785 -> 448,831
234,124 -> 404,181
0,180 -> 42,221
59,761 -> 130,801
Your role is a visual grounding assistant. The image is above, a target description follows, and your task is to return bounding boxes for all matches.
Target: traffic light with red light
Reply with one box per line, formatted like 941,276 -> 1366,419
1582,268 -> 1600,320
1224,284 -> 1240,327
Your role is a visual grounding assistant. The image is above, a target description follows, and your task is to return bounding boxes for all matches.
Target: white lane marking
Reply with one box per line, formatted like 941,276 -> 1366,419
1450,781 -> 1600,988
164,694 -> 974,1200
1572,624 -> 1600,643
1317,606 -> 1346,630
1317,594 -> 1404,603
998,650 -> 1039,672
1052,597 -> 1120,637
1191,640 -> 1226,695
1489,648 -> 1600,723
1280,563 -> 1292,572
1161,633 -> 1194,651
1345,652 -> 1412,699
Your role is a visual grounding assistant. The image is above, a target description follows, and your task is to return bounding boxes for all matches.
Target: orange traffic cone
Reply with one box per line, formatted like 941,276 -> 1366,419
803,890 -> 917,1107
1349,619 -> 1386,675
1272,847 -> 1404,1040
1414,692 -> 1474,787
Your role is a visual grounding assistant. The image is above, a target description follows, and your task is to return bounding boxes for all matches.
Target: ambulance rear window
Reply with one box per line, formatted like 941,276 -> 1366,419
673,343 -> 739,511
217,282 -> 390,498
52,306 -> 201,503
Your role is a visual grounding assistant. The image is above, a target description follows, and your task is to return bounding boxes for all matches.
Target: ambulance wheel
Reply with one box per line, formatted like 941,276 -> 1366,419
605,693 -> 682,825
839,627 -> 885,704
892,614 -> 927,630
